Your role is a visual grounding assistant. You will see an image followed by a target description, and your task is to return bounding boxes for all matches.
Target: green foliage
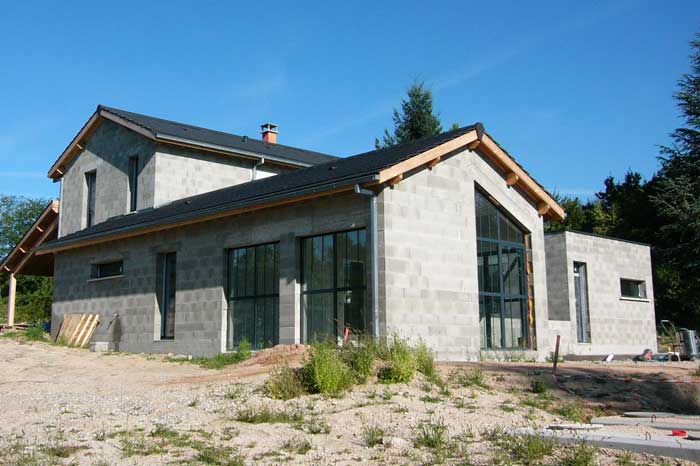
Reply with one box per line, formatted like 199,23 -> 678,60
234,405 -> 304,424
376,81 -> 443,149
191,338 -> 251,369
303,342 -> 353,395
413,417 -> 448,449
377,335 -> 417,384
266,365 -> 305,400
23,322 -> 47,341
339,338 -> 376,384
560,442 -> 598,466
280,437 -> 312,455
489,431 -> 554,466
529,378 -> 548,394
448,367 -> 489,389
414,340 -> 438,381
554,400 -> 587,423
361,424 -> 384,447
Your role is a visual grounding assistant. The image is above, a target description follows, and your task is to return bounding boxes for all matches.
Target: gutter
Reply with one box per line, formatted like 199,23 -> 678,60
354,184 -> 380,339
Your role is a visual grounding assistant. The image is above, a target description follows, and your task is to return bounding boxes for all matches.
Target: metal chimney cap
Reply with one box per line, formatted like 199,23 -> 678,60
260,123 -> 278,133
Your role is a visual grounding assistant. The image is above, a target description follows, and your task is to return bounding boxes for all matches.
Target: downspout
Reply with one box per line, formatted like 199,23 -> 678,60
354,184 -> 379,339
252,158 -> 265,181
57,179 -> 64,238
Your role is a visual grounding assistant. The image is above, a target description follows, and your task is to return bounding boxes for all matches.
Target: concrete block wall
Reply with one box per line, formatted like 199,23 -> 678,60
378,148 -> 551,361
59,120 -> 156,236
59,120 -> 293,238
52,192 -> 369,356
152,143 -> 288,207
544,231 -> 657,356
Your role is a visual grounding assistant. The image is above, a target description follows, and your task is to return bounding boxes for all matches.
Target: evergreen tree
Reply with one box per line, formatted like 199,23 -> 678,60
375,81 -> 443,149
649,34 -> 700,326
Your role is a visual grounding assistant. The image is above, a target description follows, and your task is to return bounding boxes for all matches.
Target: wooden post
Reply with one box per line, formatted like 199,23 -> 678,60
552,334 -> 561,375
7,273 -> 16,328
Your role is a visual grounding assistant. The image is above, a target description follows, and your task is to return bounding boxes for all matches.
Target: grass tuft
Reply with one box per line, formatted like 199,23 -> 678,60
361,424 -> 385,447
266,365 -> 305,400
190,338 -> 252,369
413,417 -> 448,449
280,437 -> 312,455
234,405 -> 304,425
560,441 -> 598,466
377,335 -> 416,384
303,342 -> 353,396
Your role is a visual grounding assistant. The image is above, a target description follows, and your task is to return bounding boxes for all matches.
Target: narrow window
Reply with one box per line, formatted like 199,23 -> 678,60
573,262 -> 591,343
128,156 -> 139,212
620,279 -> 647,299
227,243 -> 279,350
301,229 -> 367,342
156,252 -> 177,339
475,189 -> 532,350
85,171 -> 96,227
90,260 -> 123,279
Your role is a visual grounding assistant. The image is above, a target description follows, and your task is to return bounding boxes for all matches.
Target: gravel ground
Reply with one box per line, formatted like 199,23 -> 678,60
0,338 -> 697,465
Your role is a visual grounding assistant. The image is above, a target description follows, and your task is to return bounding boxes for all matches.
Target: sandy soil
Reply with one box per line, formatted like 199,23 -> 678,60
0,338 -> 698,465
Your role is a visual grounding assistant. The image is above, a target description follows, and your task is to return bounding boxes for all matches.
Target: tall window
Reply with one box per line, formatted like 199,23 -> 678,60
475,190 -> 533,349
301,229 -> 366,342
156,252 -> 177,340
85,171 -> 96,227
128,156 -> 139,212
573,262 -> 591,343
227,243 -> 279,350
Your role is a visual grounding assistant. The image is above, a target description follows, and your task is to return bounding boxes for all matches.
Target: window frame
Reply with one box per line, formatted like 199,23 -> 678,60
620,278 -> 647,300
226,241 -> 280,350
475,188 -> 533,350
300,228 -> 368,342
89,260 -> 124,280
156,252 -> 177,340
85,170 -> 96,227
128,156 -> 139,212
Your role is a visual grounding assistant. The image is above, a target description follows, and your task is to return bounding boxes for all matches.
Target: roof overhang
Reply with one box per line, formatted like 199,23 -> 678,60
1,200 -> 59,276
37,125 -> 564,255
47,108 -> 314,181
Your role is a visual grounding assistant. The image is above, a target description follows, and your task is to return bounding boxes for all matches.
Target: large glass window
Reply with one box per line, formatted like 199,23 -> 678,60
227,243 -> 279,349
156,252 -> 177,340
301,229 -> 367,342
475,190 -> 533,349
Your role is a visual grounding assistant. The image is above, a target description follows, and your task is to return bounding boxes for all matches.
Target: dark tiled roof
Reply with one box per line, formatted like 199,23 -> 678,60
41,124 -> 480,250
100,106 -> 338,166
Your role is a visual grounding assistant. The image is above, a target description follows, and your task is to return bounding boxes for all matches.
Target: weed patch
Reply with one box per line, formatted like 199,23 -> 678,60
554,399 -> 587,423
266,365 -> 305,400
560,441 -> 598,466
377,335 -> 416,384
413,417 -> 448,449
189,339 -> 251,369
304,342 -> 353,395
281,437 -> 312,455
234,405 -> 304,425
361,424 -> 384,447
449,367 -> 489,389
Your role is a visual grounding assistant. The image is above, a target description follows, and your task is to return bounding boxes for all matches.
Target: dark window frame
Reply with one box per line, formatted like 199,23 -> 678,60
226,242 -> 280,350
157,252 -> 177,340
620,278 -> 647,299
128,156 -> 139,212
300,228 -> 367,342
573,262 -> 591,343
85,171 -> 96,227
90,260 -> 124,280
475,188 -> 532,350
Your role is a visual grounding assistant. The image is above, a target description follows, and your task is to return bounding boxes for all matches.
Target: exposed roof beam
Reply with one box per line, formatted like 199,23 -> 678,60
14,221 -> 57,274
506,173 -> 520,186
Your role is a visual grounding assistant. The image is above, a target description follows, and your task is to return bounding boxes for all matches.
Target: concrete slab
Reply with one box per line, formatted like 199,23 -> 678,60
592,416 -> 700,432
510,427 -> 700,462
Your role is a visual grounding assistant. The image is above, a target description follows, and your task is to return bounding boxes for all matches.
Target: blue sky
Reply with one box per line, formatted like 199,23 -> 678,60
1,1 -> 699,200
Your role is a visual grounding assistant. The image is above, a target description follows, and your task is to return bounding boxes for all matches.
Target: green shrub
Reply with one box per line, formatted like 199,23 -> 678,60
449,367 -> 489,389
377,335 -> 416,384
554,400 -> 587,423
414,340 -> 438,380
303,342 -> 353,395
529,378 -> 548,394
266,365 -> 305,400
361,424 -> 384,447
24,322 -> 47,341
560,442 -> 598,466
339,338 -> 376,383
413,417 -> 448,449
234,405 -> 304,424
191,338 -> 252,369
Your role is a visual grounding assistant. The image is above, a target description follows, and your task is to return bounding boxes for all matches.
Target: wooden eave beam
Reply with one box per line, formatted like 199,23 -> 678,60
427,156 -> 441,169
13,220 -> 57,274
387,174 -> 403,187
537,202 -> 551,217
48,111 -> 102,180
506,172 -> 519,186
478,135 -> 565,221
376,130 -> 478,184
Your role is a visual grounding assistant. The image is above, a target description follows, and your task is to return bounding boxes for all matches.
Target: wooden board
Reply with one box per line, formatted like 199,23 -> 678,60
56,313 -> 100,348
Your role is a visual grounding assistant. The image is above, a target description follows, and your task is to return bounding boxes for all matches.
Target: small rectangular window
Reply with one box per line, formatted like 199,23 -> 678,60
620,278 -> 647,299
91,260 -> 123,279
85,171 -> 96,227
128,156 -> 139,212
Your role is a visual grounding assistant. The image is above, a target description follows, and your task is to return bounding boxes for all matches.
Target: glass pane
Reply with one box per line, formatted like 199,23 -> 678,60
480,295 -> 502,349
501,246 -> 525,296
336,231 -> 347,288
503,298 -> 525,348
304,292 -> 335,342
475,191 -> 498,240
339,288 -> 366,334
477,240 -> 500,293
499,214 -> 524,244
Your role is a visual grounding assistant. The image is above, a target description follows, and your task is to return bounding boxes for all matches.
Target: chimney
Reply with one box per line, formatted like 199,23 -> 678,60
261,123 -> 278,144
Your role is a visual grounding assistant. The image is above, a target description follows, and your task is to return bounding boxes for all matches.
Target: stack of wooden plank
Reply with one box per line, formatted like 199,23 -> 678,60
56,313 -> 100,348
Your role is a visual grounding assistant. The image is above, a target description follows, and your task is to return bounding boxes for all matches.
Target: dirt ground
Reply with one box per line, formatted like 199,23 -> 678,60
1,338 -> 699,465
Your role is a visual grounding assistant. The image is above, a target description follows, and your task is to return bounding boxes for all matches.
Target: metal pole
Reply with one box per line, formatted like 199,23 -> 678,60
7,272 -> 16,328
552,334 -> 561,375
354,184 -> 379,339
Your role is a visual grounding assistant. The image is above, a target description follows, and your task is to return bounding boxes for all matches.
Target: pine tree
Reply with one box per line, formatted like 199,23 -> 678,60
375,81 -> 443,149
650,33 -> 700,326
